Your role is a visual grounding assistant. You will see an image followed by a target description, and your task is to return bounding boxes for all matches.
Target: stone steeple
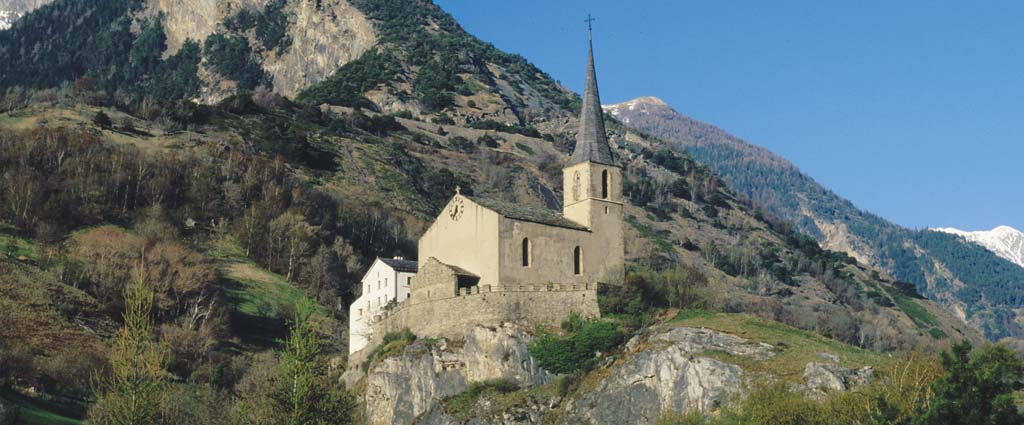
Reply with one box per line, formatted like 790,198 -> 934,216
568,31 -> 615,166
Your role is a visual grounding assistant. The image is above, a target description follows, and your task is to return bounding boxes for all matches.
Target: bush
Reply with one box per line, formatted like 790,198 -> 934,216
448,135 -> 476,153
468,119 -> 542,138
477,133 -> 499,148
203,33 -> 265,90
93,111 -> 113,129
529,319 -> 624,374
297,50 -> 400,108
361,329 -> 416,372
442,378 -> 519,421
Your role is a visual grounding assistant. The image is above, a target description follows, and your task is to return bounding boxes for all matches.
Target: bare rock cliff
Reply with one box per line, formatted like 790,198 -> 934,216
356,324 -> 875,424
362,324 -> 552,425
562,328 -> 774,425
148,0 -> 375,99
262,0 -> 375,98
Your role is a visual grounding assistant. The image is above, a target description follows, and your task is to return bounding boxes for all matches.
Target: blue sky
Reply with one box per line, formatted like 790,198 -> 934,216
434,1 -> 1023,232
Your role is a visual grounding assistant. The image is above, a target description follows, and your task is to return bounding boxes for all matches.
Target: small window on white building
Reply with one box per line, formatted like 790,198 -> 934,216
358,308 -> 363,317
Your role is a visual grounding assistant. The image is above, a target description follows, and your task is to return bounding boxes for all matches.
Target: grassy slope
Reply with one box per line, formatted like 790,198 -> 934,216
670,310 -> 885,381
2,393 -> 81,425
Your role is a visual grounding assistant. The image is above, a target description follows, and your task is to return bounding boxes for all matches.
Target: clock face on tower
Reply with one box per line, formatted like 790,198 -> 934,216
449,197 -> 465,221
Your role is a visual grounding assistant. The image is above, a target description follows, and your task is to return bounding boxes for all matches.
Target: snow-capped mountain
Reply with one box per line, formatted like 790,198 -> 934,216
933,226 -> 1024,269
603,96 -> 670,124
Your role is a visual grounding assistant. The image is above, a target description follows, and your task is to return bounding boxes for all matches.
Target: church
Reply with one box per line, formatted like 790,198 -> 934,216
351,33 -> 624,354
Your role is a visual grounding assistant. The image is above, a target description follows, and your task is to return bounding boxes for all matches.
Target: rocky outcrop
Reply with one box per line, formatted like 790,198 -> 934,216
148,0 -> 251,56
363,324 -> 551,425
802,353 -> 874,398
360,325 -> 881,424
262,0 -> 375,98
148,0 -> 375,100
563,327 -> 775,424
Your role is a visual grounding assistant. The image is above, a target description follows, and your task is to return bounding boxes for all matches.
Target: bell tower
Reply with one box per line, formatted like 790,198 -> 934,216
562,20 -> 623,283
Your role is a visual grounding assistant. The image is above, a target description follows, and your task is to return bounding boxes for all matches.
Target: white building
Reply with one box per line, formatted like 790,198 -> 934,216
348,257 -> 418,354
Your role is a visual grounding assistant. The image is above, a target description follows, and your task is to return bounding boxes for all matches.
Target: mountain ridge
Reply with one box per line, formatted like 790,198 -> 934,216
933,226 -> 1024,269
606,95 -> 1024,342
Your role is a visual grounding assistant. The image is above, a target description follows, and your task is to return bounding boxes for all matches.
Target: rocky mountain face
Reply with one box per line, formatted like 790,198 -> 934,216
0,1 -> 998,422
352,321 -> 882,424
606,96 -> 1024,342
139,0 -> 377,102
0,0 -> 52,30
0,0 -> 575,126
933,226 -> 1024,269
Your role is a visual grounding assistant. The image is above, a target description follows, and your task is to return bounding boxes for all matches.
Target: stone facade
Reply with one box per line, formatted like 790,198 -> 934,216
369,270 -> 599,347
351,34 -> 622,356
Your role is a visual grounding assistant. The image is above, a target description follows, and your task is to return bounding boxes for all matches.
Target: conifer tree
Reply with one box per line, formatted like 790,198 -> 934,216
233,299 -> 357,425
89,270 -> 167,425
914,340 -> 1024,425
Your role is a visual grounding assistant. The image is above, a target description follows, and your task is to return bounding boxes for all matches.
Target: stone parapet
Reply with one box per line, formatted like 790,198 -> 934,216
364,284 -> 600,352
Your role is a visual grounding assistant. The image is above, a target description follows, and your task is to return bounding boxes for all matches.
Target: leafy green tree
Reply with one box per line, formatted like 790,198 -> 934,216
89,272 -> 168,425
915,340 -> 1024,425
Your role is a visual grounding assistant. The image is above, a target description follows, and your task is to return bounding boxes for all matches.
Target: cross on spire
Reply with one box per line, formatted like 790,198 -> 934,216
585,14 -> 595,39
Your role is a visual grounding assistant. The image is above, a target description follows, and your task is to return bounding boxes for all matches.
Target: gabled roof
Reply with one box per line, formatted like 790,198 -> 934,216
568,36 -> 616,167
379,257 -> 418,273
467,196 -> 588,231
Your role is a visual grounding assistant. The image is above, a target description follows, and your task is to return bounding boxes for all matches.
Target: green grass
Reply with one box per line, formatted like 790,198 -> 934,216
362,329 -> 417,372
672,309 -> 718,321
625,215 -> 673,253
669,310 -> 887,382
207,238 -> 325,348
441,379 -> 520,421
2,394 -> 81,425
209,240 -> 311,319
0,223 -> 41,262
890,292 -> 940,328
513,142 -> 534,155
927,327 -> 948,339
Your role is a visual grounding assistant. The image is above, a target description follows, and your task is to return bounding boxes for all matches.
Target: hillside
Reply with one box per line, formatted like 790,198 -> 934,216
0,0 -> 1002,423
606,96 -> 1024,342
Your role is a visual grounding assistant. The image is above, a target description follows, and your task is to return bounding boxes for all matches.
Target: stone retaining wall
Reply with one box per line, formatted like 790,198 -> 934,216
366,283 -> 599,349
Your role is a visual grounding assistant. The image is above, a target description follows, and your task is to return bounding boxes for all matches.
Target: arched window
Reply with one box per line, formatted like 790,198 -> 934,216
522,238 -> 532,267
573,246 -> 583,275
601,170 -> 610,199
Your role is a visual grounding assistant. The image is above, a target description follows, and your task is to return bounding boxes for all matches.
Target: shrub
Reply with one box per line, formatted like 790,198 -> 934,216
477,133 -> 499,148
449,135 -> 476,153
203,33 -> 265,90
297,50 -> 400,108
361,329 -> 416,372
442,378 -> 519,421
529,319 -> 623,374
514,142 -> 534,155
93,111 -> 113,129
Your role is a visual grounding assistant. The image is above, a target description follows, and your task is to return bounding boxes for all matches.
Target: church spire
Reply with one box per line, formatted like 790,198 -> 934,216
569,16 -> 615,166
